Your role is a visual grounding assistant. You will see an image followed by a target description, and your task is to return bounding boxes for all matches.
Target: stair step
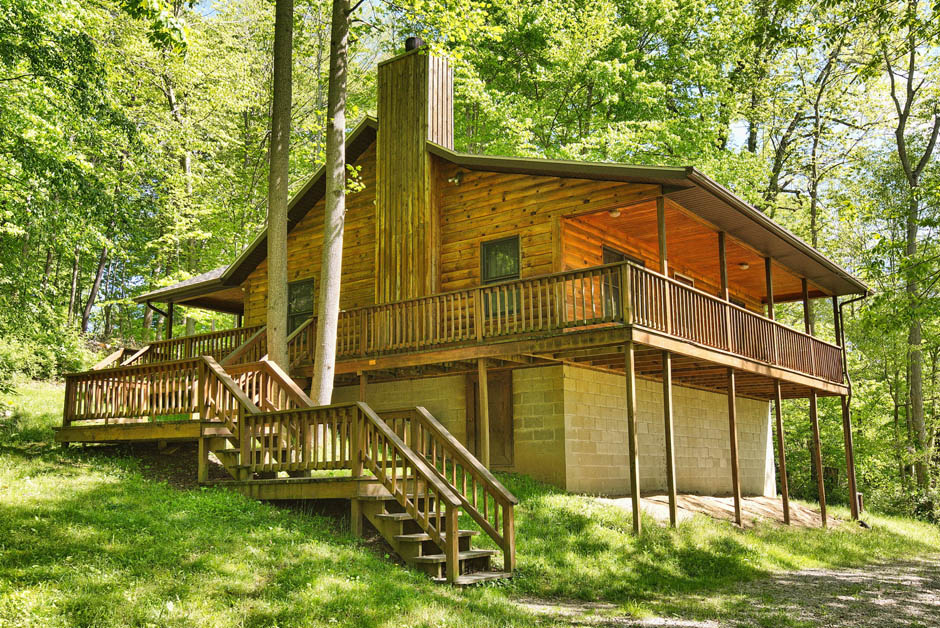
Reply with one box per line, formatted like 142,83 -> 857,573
394,530 -> 478,542
432,571 -> 513,586
202,426 -> 236,437
412,549 -> 496,565
374,512 -> 415,521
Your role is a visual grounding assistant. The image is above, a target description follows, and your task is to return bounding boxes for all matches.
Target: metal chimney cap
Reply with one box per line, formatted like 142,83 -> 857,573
405,36 -> 424,51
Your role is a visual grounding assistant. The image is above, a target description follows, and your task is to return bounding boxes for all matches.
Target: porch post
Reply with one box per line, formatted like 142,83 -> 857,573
718,232 -> 729,300
727,368 -> 742,526
765,258 -> 775,320
358,371 -> 367,403
801,278 -> 813,335
657,196 -> 667,274
841,395 -> 860,520
662,350 -> 677,527
809,390 -> 827,527
774,380 -> 790,524
166,303 -> 174,340
625,338 -> 641,535
477,358 -> 490,468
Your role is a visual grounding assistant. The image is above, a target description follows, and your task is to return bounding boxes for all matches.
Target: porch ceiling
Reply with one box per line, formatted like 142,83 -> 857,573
571,200 -> 825,303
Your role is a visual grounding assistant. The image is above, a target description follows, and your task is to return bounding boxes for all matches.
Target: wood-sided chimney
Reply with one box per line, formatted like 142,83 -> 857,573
375,39 -> 453,303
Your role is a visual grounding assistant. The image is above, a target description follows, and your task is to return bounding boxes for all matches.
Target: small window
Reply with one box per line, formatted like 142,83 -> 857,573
730,296 -> 746,308
673,272 -> 695,288
481,236 -> 520,284
481,236 -> 520,316
288,278 -> 315,333
602,247 -> 644,267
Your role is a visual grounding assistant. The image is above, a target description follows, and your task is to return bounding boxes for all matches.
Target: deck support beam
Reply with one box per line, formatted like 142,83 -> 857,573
625,339 -> 642,535
773,380 -> 790,524
662,350 -> 677,527
841,395 -> 859,520
727,368 -> 742,526
477,358 -> 490,468
197,436 -> 208,483
809,390 -> 827,527
359,372 -> 367,402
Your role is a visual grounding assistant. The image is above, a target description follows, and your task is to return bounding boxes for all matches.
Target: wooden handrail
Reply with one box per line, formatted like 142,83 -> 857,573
356,402 -> 463,581
220,326 -> 267,366
378,406 -> 517,571
91,348 -> 127,370
120,345 -> 151,366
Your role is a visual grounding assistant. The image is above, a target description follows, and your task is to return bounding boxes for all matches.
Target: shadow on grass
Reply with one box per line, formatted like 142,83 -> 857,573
0,445 -> 539,628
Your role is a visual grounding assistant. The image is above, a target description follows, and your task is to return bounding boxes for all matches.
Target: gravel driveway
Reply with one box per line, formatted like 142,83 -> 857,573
520,555 -> 940,627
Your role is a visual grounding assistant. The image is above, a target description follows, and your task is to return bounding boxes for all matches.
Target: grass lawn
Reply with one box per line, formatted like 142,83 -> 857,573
2,380 -> 938,627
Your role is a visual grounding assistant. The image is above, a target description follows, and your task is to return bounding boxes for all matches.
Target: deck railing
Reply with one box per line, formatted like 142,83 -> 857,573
119,262 -> 843,385
137,325 -> 265,364
379,407 -> 518,571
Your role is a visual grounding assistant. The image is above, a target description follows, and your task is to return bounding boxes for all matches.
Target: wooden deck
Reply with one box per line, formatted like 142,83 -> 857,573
102,262 -> 846,400
56,357 -> 517,584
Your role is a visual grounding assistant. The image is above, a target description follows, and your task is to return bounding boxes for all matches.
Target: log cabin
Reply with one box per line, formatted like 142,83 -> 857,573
55,42 -> 867,583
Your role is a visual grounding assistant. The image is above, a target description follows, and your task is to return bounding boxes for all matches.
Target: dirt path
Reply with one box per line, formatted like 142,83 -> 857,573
520,555 -> 940,627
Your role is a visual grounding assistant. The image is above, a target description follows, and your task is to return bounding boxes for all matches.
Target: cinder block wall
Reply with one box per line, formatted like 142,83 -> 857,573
512,366 -> 566,487
556,365 -> 775,496
334,364 -> 776,498
332,375 -> 467,442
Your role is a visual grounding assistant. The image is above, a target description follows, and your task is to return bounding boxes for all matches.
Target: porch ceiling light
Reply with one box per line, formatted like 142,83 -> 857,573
738,262 -> 750,270
608,208 -> 621,218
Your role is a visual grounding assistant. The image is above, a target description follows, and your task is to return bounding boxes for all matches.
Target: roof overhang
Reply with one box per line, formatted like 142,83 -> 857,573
133,267 -> 244,315
428,143 -> 868,297
220,116 -> 378,287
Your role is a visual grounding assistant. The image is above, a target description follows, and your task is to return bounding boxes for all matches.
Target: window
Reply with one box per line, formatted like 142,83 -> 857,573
481,236 -> 520,315
287,278 -> 315,333
673,272 -> 695,288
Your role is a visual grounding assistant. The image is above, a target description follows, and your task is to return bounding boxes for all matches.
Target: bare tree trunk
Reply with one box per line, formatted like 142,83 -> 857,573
81,246 -> 108,334
310,0 -> 350,405
67,246 -> 80,324
41,247 -> 53,293
265,0 -> 293,369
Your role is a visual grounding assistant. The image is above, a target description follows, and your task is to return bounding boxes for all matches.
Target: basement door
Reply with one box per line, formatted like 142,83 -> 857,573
466,370 -> 514,468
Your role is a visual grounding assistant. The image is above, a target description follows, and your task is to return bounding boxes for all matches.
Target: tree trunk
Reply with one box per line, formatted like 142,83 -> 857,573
81,246 -> 108,334
265,0 -> 293,369
41,247 -> 53,293
907,196 -> 927,486
310,0 -> 350,405
67,246 -> 80,325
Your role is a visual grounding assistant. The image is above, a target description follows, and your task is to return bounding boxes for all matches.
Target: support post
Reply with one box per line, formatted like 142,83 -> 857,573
801,278 -> 813,335
765,257 -> 775,320
625,339 -> 642,535
350,498 -> 363,537
477,358 -> 490,468
662,350 -> 677,528
718,232 -> 729,300
358,371 -> 367,402
727,368 -> 742,526
166,303 -> 174,340
773,381 -> 790,525
809,390 -> 827,527
841,395 -> 859,520
657,196 -> 667,275
197,436 -> 208,483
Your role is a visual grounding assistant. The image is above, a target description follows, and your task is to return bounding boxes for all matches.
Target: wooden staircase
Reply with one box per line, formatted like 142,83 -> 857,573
361,494 -> 508,584
62,344 -> 518,585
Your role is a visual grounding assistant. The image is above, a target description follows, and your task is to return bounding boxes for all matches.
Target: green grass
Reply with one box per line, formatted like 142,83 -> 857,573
2,380 -> 938,627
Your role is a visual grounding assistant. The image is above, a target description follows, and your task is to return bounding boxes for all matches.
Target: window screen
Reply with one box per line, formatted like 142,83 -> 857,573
288,278 -> 315,333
